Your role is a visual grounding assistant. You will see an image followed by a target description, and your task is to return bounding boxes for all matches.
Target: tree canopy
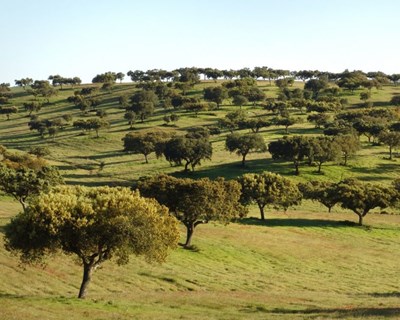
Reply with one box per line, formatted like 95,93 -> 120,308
238,172 -> 301,220
5,186 -> 179,298
225,133 -> 266,166
336,178 -> 395,225
136,174 -> 245,248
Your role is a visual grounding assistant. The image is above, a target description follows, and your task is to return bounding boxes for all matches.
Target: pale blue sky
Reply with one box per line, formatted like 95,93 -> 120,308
1,0 -> 399,84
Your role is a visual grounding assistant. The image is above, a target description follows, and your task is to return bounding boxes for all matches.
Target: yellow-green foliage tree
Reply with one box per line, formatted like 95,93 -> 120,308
4,186 -> 180,298
237,171 -> 302,220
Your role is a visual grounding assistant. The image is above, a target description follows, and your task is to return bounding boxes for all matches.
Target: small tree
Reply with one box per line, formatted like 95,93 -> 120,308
232,95 -> 248,109
378,131 -> 400,160
162,134 -> 212,172
268,136 -> 309,175
28,146 -> 51,158
203,86 -> 228,109
238,172 -> 301,220
336,178 -> 395,225
299,181 -> 339,213
4,186 -> 179,298
0,106 -> 18,120
137,174 -> 245,248
0,164 -> 63,211
124,111 -> 136,129
225,133 -> 266,166
308,136 -> 342,173
23,102 -> 42,116
128,90 -> 158,122
123,131 -> 171,163
87,118 -> 110,138
334,134 -> 360,165
273,115 -> 301,134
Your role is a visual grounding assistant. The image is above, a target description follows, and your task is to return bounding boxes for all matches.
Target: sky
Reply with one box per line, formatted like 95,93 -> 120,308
1,0 -> 400,84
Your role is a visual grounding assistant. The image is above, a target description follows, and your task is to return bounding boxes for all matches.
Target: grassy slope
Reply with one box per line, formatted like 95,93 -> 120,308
1,199 -> 400,319
1,81 -> 400,186
1,81 -> 400,319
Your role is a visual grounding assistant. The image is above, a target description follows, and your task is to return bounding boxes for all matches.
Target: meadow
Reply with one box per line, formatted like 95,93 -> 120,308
0,78 -> 399,319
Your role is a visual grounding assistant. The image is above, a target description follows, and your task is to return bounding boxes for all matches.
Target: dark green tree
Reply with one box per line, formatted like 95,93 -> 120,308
137,174 -> 244,248
128,90 -> 158,122
123,131 -> 171,163
203,86 -> 228,109
225,133 -> 266,166
268,136 -> 309,175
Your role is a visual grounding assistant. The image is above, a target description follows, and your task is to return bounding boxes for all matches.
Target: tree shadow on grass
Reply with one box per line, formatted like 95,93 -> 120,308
184,158 -> 293,180
239,217 -> 358,228
368,291 -> 400,298
256,306 -> 400,318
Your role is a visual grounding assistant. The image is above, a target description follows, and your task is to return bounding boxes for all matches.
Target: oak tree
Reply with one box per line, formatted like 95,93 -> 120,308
4,186 -> 179,298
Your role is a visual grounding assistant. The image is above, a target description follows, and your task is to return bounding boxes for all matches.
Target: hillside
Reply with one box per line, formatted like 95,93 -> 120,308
1,199 -> 400,319
1,77 -> 400,319
1,80 -> 400,187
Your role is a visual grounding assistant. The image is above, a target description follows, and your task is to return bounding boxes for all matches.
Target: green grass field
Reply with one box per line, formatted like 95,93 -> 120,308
1,80 -> 400,319
1,199 -> 399,319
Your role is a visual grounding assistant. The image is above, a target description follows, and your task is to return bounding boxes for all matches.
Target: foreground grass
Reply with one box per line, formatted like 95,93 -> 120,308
1,199 -> 399,319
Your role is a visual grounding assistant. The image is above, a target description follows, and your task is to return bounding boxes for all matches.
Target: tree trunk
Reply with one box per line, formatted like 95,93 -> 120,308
258,204 -> 266,220
241,154 -> 246,167
184,223 -> 195,248
357,213 -> 363,226
317,162 -> 322,173
184,161 -> 190,172
144,154 -> 148,164
78,262 -> 94,299
18,199 -> 26,211
343,153 -> 348,166
294,161 -> 300,175
389,146 -> 393,160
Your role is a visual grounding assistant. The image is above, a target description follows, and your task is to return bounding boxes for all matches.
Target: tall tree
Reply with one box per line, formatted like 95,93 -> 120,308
4,186 -> 179,298
238,172 -> 301,220
137,174 -> 245,248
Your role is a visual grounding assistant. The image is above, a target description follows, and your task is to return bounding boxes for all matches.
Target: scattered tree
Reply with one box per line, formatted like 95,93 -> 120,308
136,174 -> 245,248
4,185 -> 179,298
238,172 -> 301,220
225,133 -> 266,166
336,178 -> 395,225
